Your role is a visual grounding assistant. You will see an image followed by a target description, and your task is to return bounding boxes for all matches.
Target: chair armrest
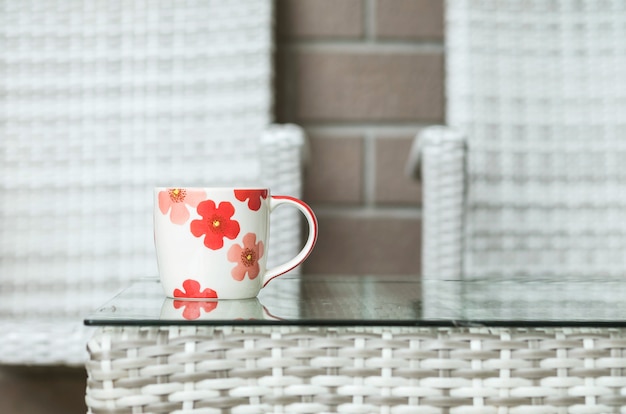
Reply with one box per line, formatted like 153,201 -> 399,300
405,126 -> 465,180
406,126 -> 467,280
262,123 -> 308,165
259,124 -> 308,273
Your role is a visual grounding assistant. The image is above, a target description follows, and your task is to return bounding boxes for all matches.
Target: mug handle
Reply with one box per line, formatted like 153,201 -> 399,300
261,195 -> 318,288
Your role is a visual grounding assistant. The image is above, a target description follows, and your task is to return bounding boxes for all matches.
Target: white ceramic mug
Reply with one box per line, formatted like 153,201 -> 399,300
154,187 -> 317,299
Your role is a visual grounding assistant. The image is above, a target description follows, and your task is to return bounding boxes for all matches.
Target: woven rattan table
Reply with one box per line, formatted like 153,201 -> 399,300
84,275 -> 626,413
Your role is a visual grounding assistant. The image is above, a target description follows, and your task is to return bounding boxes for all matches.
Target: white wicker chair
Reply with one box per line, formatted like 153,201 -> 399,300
0,0 -> 306,366
408,0 -> 626,286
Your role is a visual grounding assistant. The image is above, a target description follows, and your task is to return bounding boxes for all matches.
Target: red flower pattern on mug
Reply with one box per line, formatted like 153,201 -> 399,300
173,300 -> 218,320
190,200 -> 240,250
173,279 -> 219,299
234,189 -> 268,211
227,232 -> 264,281
158,188 -> 206,225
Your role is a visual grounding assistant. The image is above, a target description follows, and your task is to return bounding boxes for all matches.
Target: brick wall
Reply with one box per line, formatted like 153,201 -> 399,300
275,0 -> 445,275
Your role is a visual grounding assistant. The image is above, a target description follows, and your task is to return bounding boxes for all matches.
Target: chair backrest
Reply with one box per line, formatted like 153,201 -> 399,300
446,0 -> 626,278
0,0 -> 292,322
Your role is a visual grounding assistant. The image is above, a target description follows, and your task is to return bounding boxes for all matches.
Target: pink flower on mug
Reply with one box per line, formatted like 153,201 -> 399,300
173,279 -> 218,300
227,233 -> 264,281
190,200 -> 240,250
173,300 -> 218,320
234,189 -> 268,211
158,188 -> 206,225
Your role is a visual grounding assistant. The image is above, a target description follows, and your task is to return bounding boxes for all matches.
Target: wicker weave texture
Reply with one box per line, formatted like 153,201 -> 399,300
418,0 -> 626,280
86,326 -> 626,413
416,127 -> 466,281
0,0 -> 308,365
2,320 -> 94,366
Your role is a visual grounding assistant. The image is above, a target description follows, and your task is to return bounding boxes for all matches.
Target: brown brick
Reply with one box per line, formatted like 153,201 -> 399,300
304,135 -> 363,204
276,0 -> 364,39
295,52 -> 444,122
376,0 -> 444,40
375,136 -> 422,205
303,214 -> 421,274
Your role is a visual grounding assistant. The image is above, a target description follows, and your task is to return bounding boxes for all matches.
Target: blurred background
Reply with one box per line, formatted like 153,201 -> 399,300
5,0 -> 626,411
0,1 -> 440,412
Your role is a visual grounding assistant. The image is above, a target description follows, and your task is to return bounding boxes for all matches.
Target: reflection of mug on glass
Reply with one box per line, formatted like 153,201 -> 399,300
154,187 -> 317,300
160,297 -> 278,321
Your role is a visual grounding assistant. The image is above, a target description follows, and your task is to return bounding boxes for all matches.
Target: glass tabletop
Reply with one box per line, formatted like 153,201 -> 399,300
84,274 -> 626,327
